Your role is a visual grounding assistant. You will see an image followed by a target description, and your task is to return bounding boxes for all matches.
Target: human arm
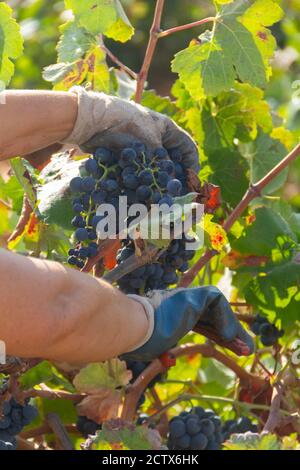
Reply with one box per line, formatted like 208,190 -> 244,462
0,90 -> 78,161
0,249 -> 148,364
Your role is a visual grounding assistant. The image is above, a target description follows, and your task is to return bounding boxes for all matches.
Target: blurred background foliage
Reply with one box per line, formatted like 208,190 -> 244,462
7,0 -> 300,206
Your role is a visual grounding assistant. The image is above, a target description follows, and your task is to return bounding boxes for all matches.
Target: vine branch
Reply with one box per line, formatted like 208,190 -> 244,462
135,0 -> 165,103
158,17 -> 216,38
180,142 -> 300,287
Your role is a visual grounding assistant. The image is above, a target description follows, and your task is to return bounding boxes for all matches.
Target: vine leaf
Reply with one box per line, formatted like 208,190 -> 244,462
224,432 -> 280,450
0,2 -> 23,85
172,0 -> 283,99
57,20 -> 95,63
65,0 -> 134,42
232,206 -> 297,256
77,390 -> 122,423
95,420 -> 161,450
105,0 -> 135,43
240,132 -> 288,194
73,360 -> 132,393
74,360 -> 131,423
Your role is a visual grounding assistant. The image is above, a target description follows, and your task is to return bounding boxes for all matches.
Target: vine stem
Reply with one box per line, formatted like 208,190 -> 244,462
158,17 -> 216,38
180,142 -> 300,287
135,0 -> 165,103
99,39 -> 137,80
46,413 -> 74,450
122,342 -> 266,421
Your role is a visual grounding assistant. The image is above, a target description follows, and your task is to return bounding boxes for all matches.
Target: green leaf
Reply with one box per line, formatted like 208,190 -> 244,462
142,90 -> 178,118
57,20 -> 95,62
19,361 -> 56,389
65,0 -> 134,41
245,259 -> 300,327
73,359 -> 131,393
215,83 -> 273,142
65,0 -> 117,34
208,148 -> 249,206
240,132 -> 288,194
232,207 -> 297,256
95,422 -> 154,450
37,153 -> 84,230
0,2 -> 23,85
172,0 -> 281,100
10,158 -> 36,207
224,432 -> 280,450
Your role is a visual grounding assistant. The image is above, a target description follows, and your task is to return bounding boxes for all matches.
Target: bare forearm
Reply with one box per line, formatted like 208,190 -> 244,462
0,91 -> 78,160
0,250 -> 147,363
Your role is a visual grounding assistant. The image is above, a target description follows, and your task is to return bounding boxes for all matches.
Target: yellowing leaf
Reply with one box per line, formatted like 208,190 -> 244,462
73,359 -> 132,394
0,2 -> 23,85
200,214 -> 228,251
77,390 -> 121,423
240,0 -> 284,79
105,0 -> 135,43
271,127 -> 296,151
87,46 -> 110,92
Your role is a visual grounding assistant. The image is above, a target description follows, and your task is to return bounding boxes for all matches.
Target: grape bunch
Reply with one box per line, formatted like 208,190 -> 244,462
167,407 -> 223,450
67,143 -> 189,269
0,398 -> 38,450
222,417 -> 258,441
76,415 -> 101,438
251,314 -> 284,347
117,236 -> 195,294
126,360 -> 164,408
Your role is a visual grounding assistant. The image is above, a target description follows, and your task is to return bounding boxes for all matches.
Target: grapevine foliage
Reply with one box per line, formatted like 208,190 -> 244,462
0,0 -> 300,452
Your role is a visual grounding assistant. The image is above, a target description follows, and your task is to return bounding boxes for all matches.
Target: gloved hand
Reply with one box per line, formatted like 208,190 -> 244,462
62,86 -> 199,172
122,287 -> 254,362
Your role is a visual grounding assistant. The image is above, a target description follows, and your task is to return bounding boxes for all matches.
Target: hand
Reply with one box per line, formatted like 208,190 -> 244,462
24,143 -> 63,171
122,286 -> 254,362
63,87 -> 199,172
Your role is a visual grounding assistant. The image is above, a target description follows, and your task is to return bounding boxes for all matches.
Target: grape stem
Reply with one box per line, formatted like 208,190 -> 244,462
180,142 -> 300,287
135,0 -> 165,103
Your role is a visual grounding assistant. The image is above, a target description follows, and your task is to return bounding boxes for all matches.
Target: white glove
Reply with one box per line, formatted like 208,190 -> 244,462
63,86 -> 199,172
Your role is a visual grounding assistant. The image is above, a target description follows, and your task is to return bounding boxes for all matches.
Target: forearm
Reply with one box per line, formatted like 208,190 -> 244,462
0,90 -> 78,160
0,250 -> 147,363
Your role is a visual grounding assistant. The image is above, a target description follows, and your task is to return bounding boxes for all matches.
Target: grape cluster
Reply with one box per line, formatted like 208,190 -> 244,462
251,314 -> 284,347
126,360 -> 163,408
167,407 -> 223,450
0,398 -> 38,450
222,417 -> 258,441
117,236 -> 195,294
76,415 -> 101,438
67,144 -> 189,269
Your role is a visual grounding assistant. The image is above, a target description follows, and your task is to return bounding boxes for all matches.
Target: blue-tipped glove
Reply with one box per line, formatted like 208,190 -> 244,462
122,287 -> 254,362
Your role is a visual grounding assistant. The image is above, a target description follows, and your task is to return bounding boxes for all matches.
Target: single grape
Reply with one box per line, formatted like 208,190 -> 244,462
85,158 -> 98,175
82,176 -> 96,192
137,185 -> 152,201
70,177 -> 83,193
167,179 -> 182,197
75,228 -> 89,242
